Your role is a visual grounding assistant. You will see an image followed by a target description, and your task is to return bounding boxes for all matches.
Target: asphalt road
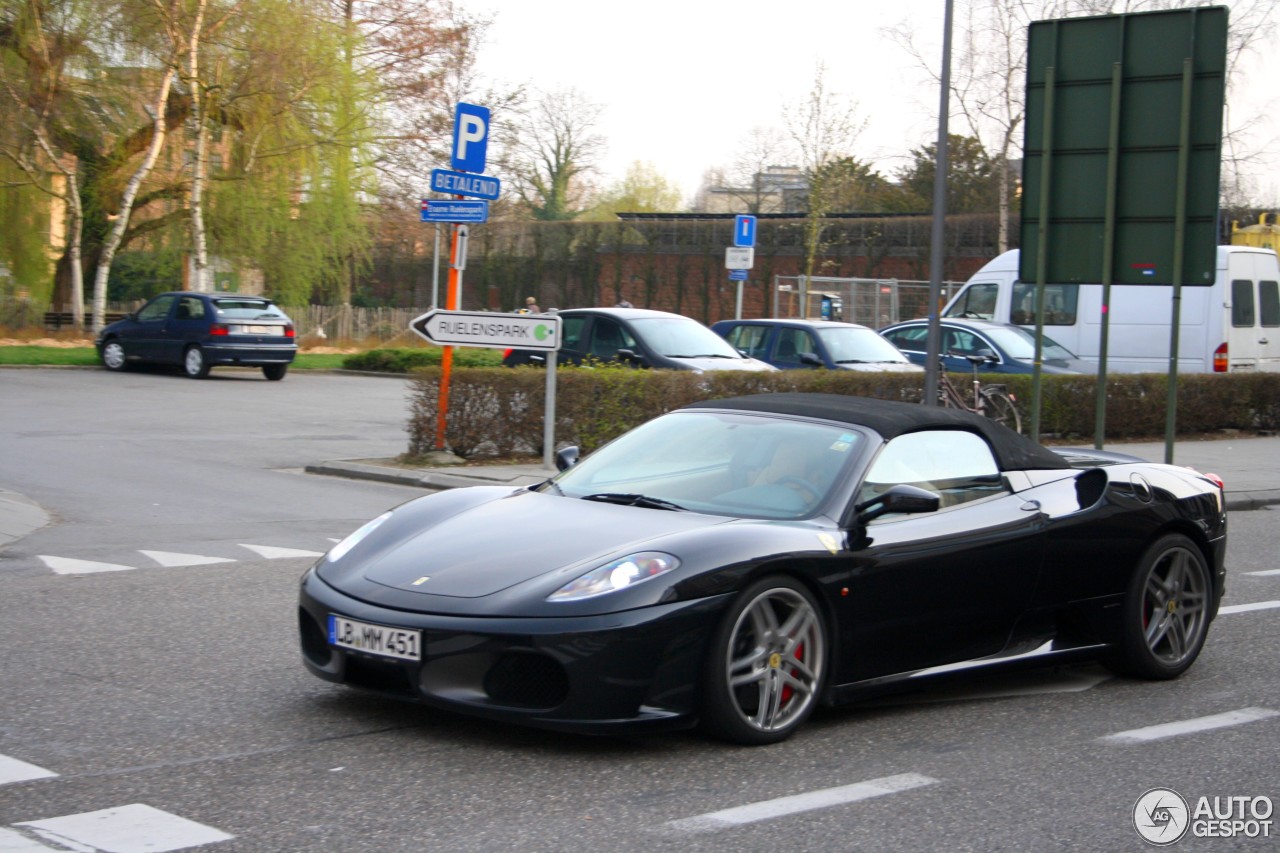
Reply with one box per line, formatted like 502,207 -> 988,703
1,367 -> 1278,852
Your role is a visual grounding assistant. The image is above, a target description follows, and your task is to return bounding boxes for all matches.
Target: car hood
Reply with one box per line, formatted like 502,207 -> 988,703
667,356 -> 777,372
325,488 -> 731,600
836,361 -> 924,373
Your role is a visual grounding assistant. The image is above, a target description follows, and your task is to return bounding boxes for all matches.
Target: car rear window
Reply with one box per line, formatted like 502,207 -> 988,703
212,299 -> 287,320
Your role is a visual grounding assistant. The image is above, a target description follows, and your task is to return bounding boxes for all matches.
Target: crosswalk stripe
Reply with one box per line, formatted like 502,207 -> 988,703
1219,600 -> 1280,614
665,773 -> 939,833
238,544 -> 324,559
37,556 -> 135,575
139,551 -> 236,568
1099,707 -> 1280,744
1244,569 -> 1280,577
16,804 -> 233,852
0,827 -> 60,851
0,755 -> 57,786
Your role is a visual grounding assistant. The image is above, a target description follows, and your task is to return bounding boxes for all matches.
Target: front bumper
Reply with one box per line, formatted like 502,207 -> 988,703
299,567 -> 729,733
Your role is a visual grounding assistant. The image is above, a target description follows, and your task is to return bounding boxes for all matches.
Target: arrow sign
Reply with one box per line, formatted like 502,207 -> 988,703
410,309 -> 562,351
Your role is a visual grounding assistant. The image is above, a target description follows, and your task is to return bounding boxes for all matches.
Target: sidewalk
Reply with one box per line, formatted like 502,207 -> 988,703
306,433 -> 1280,513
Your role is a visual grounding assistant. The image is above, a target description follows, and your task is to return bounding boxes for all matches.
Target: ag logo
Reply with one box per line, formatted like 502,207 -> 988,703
1134,788 -> 1190,845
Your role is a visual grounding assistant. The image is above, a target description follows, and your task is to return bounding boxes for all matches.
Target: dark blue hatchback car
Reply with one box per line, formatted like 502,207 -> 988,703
877,318 -> 1092,375
95,291 -> 297,380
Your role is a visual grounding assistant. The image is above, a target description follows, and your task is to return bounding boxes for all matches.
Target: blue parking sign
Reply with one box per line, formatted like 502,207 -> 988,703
734,214 -> 757,248
452,103 -> 490,173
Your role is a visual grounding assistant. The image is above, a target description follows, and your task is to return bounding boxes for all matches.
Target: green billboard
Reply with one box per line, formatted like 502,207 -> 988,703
1020,7 -> 1227,286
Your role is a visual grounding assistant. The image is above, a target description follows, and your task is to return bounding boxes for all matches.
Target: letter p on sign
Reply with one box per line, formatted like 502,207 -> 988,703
452,103 -> 490,173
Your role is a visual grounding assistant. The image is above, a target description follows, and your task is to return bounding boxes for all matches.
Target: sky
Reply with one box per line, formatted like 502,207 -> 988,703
471,0 -> 1280,207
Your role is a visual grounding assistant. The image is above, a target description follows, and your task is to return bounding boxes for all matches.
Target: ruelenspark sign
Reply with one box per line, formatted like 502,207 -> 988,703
410,309 -> 562,351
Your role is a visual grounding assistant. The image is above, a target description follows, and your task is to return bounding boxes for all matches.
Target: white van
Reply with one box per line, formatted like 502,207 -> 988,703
942,247 -> 1280,373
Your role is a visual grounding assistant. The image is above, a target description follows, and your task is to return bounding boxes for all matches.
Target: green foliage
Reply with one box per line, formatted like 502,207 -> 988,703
404,367 -> 1280,459
342,347 -> 502,372
0,168 -> 52,298
896,135 -> 1002,214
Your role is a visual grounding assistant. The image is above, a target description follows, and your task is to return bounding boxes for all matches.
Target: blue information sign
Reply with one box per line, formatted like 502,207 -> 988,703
734,214 -> 757,248
420,199 -> 489,223
728,269 -> 749,281
430,168 -> 500,201
451,103 -> 490,173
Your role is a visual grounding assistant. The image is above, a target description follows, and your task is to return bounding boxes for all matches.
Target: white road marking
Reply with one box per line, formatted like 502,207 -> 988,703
138,551 -> 235,568
0,827 -> 61,851
1219,600 -> 1280,614
1099,707 -> 1280,744
37,556 -> 135,575
16,804 -> 233,853
0,755 -> 57,786
664,773 -> 939,833
238,544 -> 324,559
1244,569 -> 1280,577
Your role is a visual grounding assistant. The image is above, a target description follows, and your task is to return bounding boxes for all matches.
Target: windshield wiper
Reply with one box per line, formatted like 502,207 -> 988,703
581,492 -> 687,511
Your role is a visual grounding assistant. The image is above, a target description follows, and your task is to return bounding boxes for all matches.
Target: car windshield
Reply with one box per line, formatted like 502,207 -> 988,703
213,299 -> 288,320
981,325 -> 1076,361
629,317 -> 742,359
816,326 -> 911,363
550,411 -> 862,520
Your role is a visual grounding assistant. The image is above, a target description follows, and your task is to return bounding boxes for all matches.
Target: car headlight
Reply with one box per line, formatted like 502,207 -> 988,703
327,511 -> 391,562
547,552 -> 680,601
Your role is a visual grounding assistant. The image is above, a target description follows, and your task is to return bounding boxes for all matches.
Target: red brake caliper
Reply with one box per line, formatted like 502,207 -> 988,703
781,642 -> 803,704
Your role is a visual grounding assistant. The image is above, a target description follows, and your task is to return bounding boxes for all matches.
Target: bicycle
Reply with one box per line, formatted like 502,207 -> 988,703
936,353 -> 1023,433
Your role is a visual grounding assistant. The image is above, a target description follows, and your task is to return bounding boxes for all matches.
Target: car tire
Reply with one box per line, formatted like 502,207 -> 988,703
700,575 -> 827,745
1104,533 -> 1212,680
183,345 -> 211,379
101,339 -> 129,372
262,364 -> 288,381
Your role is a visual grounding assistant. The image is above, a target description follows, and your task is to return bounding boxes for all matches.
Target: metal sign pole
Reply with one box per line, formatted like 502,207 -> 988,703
543,351 -> 557,471
1164,56 -> 1195,465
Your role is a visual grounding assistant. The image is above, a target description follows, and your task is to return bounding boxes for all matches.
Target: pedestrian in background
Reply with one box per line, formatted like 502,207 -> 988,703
525,296 -> 542,313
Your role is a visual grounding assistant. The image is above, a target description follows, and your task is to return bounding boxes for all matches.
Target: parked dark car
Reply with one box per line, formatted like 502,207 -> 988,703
712,318 -> 923,373
95,292 -> 297,380
502,307 -> 775,372
300,393 -> 1225,745
878,318 -> 1093,375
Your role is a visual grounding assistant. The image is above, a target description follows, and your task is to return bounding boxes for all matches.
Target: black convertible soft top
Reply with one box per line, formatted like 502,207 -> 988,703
685,393 -> 1071,473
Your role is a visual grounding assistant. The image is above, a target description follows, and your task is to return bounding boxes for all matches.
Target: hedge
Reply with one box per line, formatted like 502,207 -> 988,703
404,367 -> 1280,460
343,347 -> 502,372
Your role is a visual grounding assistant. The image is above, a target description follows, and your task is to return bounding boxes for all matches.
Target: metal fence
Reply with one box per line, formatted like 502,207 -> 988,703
771,276 -> 966,328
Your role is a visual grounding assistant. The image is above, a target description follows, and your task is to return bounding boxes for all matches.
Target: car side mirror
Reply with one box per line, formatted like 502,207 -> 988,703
976,348 -> 998,363
854,484 -> 940,524
554,446 -> 580,472
615,348 -> 644,364
799,352 -> 823,368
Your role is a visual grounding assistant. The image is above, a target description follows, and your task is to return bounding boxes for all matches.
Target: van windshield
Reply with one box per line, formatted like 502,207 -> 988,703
1010,283 -> 1078,326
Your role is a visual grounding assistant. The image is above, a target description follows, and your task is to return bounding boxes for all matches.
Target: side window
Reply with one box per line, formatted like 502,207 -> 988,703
945,283 -> 998,320
725,325 -> 769,359
1258,281 -> 1278,328
561,316 -> 586,350
862,430 -> 1005,511
175,296 -> 205,321
589,318 -> 634,358
882,327 -> 928,352
137,295 -> 176,322
1232,279 -> 1256,327
773,328 -> 815,365
1010,283 -> 1078,326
